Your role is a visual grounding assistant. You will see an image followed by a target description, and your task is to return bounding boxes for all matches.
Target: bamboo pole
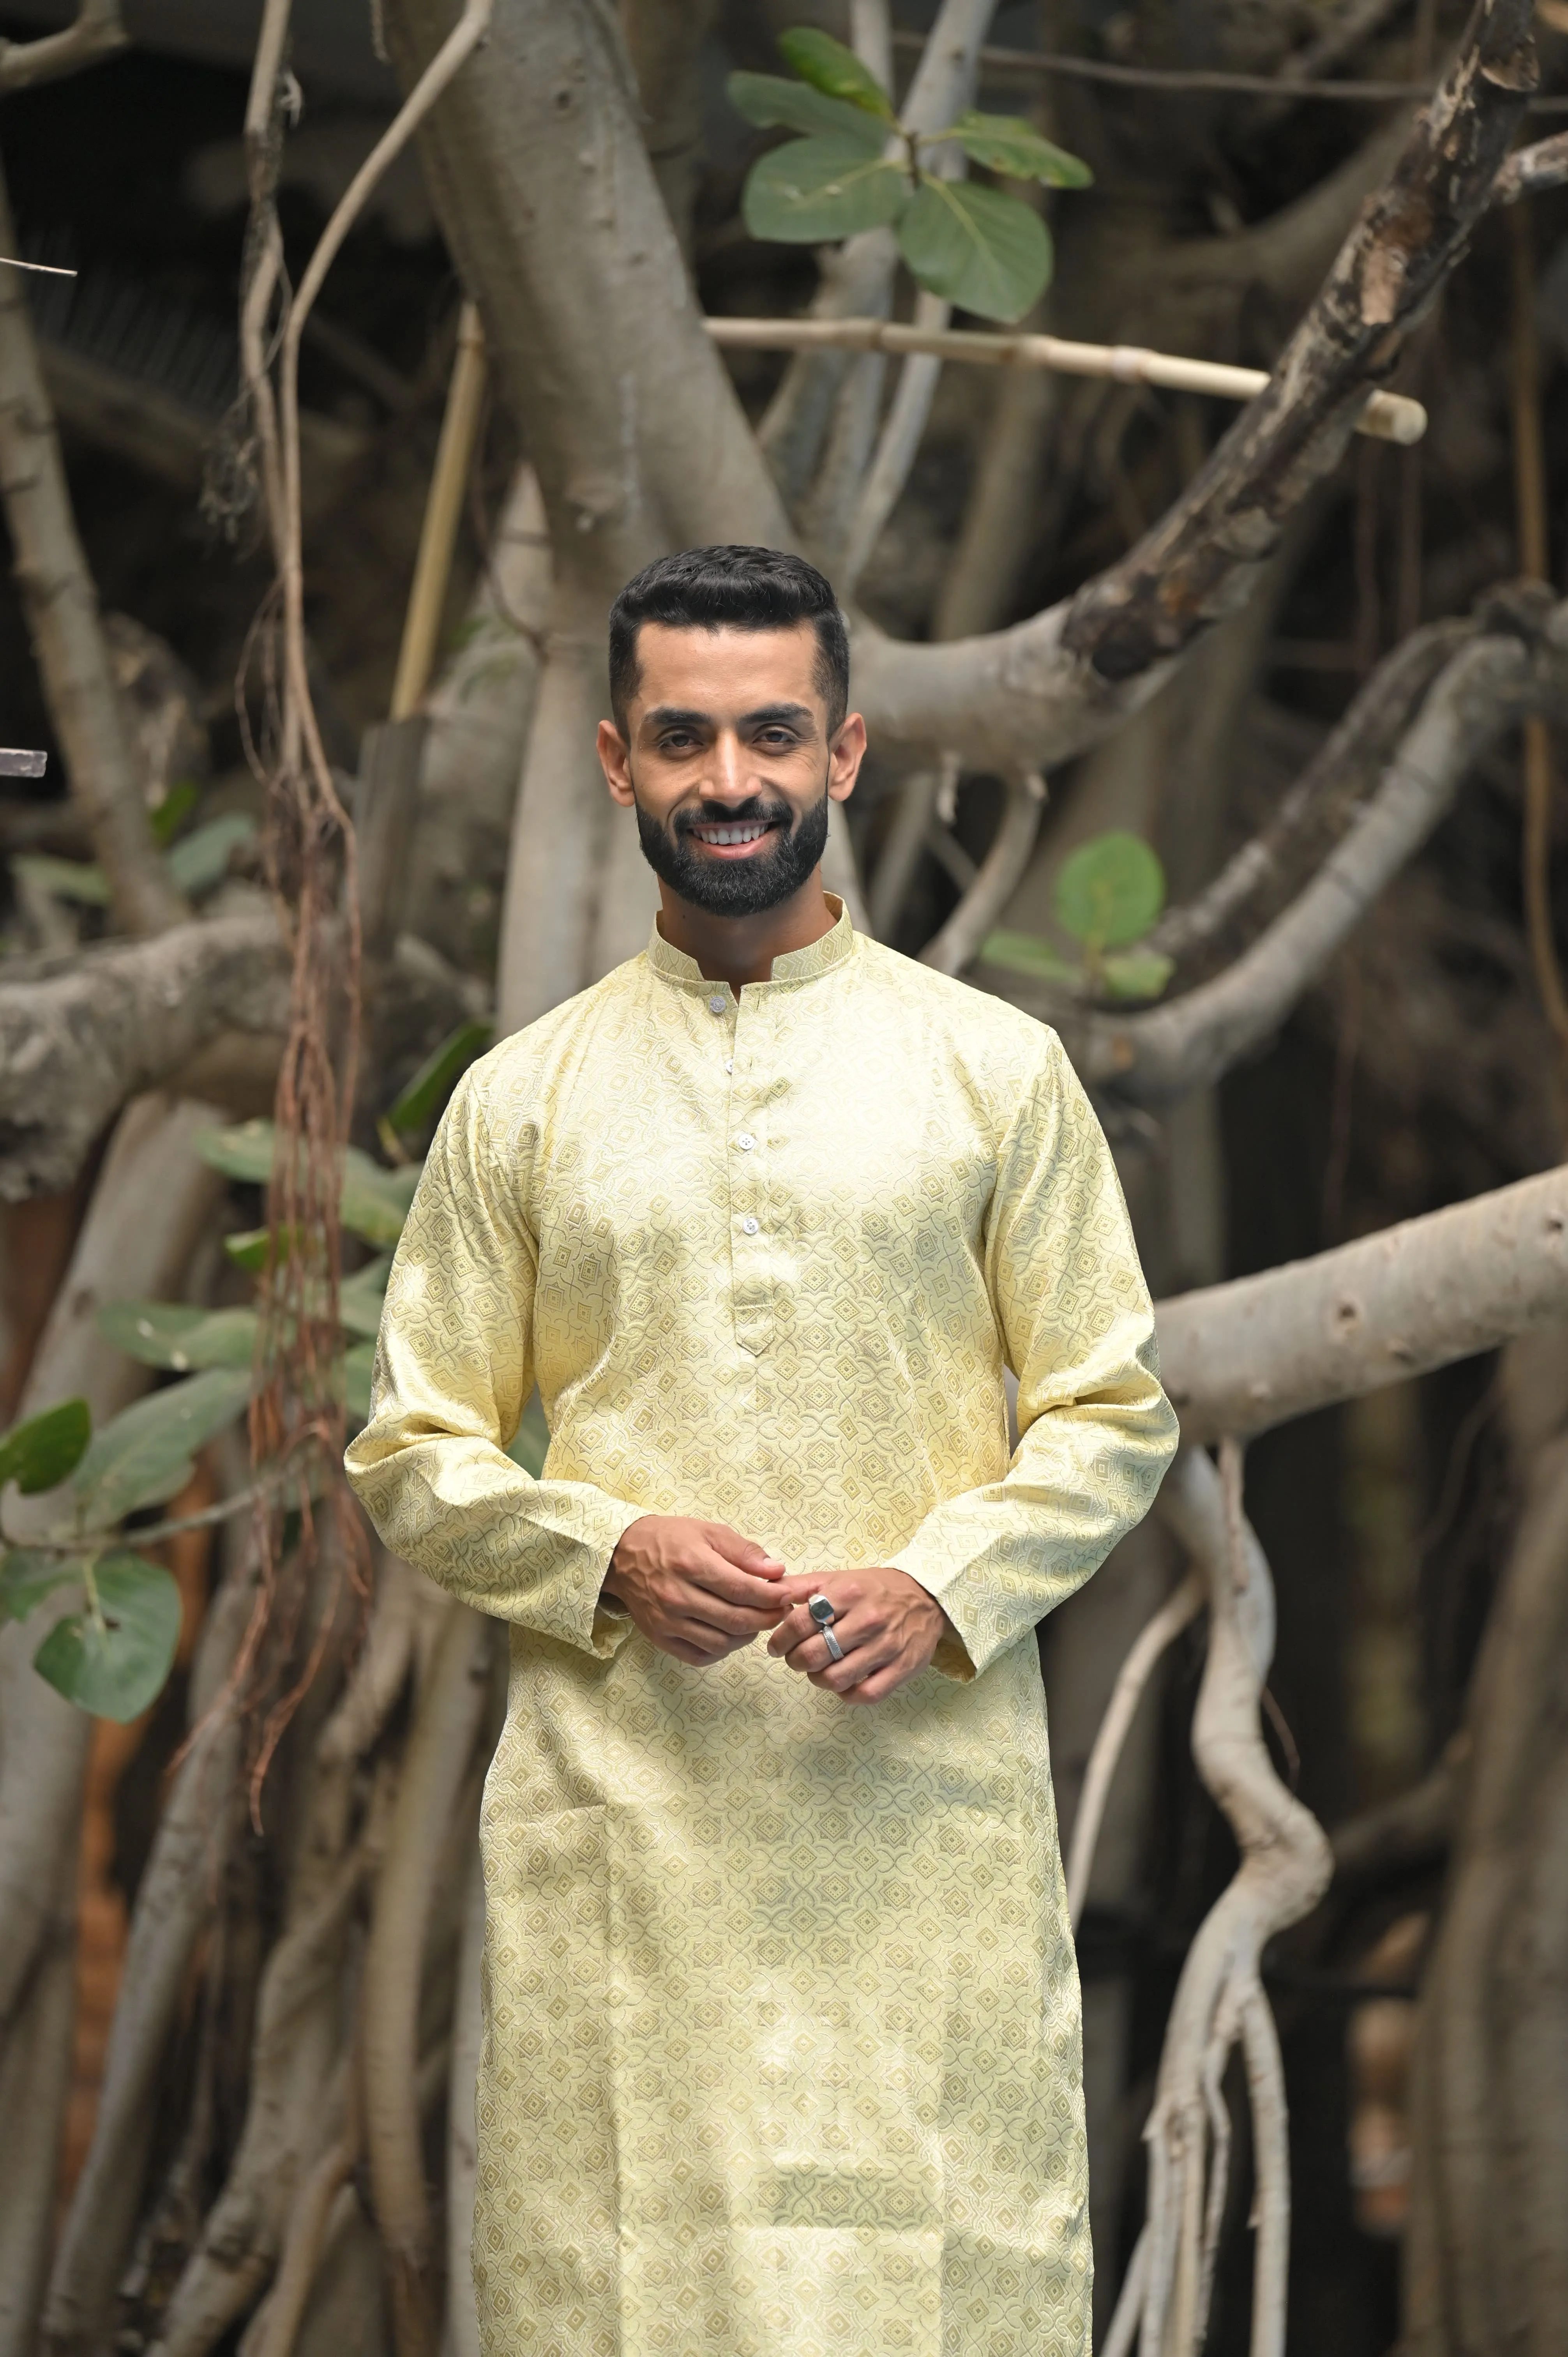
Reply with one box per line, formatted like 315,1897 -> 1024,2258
389,300 -> 487,721
705,315 -> 1427,443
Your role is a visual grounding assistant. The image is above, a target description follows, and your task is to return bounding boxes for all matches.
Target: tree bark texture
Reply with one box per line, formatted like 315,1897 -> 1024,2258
1405,1324 -> 1568,2357
0,150 -> 185,936
0,1094 -> 225,2357
0,912 -> 288,1201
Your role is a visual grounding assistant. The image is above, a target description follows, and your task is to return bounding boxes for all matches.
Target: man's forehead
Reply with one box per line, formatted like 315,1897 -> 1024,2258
631,619 -> 823,709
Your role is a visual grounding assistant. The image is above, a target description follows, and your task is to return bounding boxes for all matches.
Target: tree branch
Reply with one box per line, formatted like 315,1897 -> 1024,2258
0,0 -> 126,93
1156,1161 -> 1568,1444
1143,617 -> 1473,982
0,150 -> 185,935
0,914 -> 288,1201
850,0 -> 1536,770
1491,128 -> 1568,205
1074,624 -> 1562,1104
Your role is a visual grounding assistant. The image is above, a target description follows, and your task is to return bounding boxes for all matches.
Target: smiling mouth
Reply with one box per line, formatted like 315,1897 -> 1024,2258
689,819 -> 779,849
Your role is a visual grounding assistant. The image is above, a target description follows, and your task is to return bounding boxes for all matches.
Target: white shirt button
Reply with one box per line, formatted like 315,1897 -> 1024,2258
742,1216 -> 759,1236
708,994 -> 726,1014
725,1058 -> 734,1074
736,1133 -> 755,1151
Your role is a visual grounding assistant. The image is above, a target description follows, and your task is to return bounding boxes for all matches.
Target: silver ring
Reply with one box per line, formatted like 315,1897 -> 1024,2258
807,1592 -> 844,1663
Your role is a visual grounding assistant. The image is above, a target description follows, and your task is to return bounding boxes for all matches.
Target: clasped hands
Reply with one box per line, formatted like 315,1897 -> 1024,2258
602,1515 -> 950,1705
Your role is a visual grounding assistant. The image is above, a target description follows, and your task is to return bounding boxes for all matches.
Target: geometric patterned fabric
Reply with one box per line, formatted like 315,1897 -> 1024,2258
346,898 -> 1177,2357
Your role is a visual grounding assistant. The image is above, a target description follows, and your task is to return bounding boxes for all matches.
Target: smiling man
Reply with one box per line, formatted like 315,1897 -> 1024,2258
347,546 -> 1177,2357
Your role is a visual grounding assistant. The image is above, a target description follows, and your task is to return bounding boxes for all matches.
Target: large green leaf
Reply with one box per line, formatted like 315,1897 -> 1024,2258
342,1342 -> 378,1426
197,1118 -> 277,1186
1054,832 -> 1167,950
11,853 -> 110,906
947,110 -> 1093,187
0,1548 -> 75,1622
896,177 -> 1052,322
727,69 -> 886,148
386,1021 -> 493,1140
72,1368 -> 252,1530
149,779 -> 201,846
33,1553 -> 182,1722
978,930 -> 1077,984
165,813 -> 256,897
338,1258 -> 392,1341
506,1394 -> 551,1479
744,136 -> 908,244
340,1148 -> 420,1249
0,1398 -> 92,1494
1100,948 -> 1174,1001
775,27 -> 893,117
198,1122 -> 418,1250
97,1301 -> 260,1374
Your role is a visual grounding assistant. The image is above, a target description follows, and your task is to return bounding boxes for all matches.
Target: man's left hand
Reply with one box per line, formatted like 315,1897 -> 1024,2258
766,1567 -> 951,1703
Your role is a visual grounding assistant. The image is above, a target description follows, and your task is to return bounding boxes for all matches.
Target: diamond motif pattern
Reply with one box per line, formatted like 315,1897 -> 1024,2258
347,903 -> 1176,2354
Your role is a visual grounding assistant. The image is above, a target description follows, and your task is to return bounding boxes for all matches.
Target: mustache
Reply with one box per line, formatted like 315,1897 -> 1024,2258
668,795 -> 794,839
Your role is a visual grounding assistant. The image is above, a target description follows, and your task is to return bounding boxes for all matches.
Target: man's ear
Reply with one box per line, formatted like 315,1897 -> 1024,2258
597,719 -> 635,808
828,712 -> 868,805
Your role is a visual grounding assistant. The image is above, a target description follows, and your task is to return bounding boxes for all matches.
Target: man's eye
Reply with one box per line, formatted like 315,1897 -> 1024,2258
659,733 -> 697,753
758,730 -> 796,749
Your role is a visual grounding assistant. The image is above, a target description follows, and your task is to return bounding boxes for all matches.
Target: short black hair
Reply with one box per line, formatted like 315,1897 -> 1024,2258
607,545 -> 850,735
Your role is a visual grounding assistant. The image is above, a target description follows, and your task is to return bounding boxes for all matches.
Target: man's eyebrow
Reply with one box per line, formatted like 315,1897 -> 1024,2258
739,702 -> 815,729
641,705 -> 712,730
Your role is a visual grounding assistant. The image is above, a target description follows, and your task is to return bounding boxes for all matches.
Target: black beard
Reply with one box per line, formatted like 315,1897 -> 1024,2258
634,787 -> 830,918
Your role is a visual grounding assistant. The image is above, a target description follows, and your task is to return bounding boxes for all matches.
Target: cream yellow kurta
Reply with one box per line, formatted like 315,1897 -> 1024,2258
346,901 -> 1177,2357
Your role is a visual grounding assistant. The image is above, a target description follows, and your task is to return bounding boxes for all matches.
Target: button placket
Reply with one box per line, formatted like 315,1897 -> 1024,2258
727,990 -> 772,1355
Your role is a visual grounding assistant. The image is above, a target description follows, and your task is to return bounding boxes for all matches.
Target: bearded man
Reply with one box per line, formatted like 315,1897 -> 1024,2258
346,545 -> 1177,2357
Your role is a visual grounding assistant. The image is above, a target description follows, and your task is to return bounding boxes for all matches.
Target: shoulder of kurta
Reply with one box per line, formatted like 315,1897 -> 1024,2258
456,954 -> 655,1128
852,938 -> 1067,1119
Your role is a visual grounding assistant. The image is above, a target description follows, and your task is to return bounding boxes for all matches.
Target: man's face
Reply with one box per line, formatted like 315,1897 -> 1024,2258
597,621 -> 865,919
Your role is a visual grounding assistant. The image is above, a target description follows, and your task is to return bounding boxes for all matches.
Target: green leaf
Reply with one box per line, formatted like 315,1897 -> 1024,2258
165,813 -> 257,897
97,1301 -> 259,1374
977,929 -> 1077,983
386,1021 -> 493,1139
340,1149 -> 420,1249
0,1398 -> 92,1494
505,1394 -> 550,1479
1,1548 -> 76,1622
946,110 -> 1093,187
338,1257 -> 392,1341
33,1553 -> 182,1722
199,1123 -> 418,1250
744,136 -> 909,245
11,853 -> 110,906
1100,948 -> 1175,1002
197,1119 -> 277,1186
727,69 -> 886,148
897,177 -> 1052,322
1054,832 -> 1167,949
341,1341 -> 377,1426
775,27 -> 893,117
149,778 -> 202,846
72,1368 -> 252,1530
224,1226 -> 278,1273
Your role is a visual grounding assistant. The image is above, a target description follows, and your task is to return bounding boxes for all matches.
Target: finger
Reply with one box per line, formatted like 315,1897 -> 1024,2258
669,1581 -> 782,1639
809,1633 -> 899,1693
668,1613 -> 742,1659
840,1661 -> 909,1703
765,1603 -> 818,1658
702,1524 -> 787,1576
685,1546 -> 793,1611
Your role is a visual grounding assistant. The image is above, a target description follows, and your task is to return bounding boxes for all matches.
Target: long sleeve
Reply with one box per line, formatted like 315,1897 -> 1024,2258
892,1033 -> 1178,1679
344,1066 -> 640,1656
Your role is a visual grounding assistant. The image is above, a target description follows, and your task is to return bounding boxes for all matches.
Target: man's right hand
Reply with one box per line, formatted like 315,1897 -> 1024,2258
602,1516 -> 788,1666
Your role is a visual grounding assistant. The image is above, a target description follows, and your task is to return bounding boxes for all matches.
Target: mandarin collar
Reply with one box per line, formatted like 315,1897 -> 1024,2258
645,895 -> 856,995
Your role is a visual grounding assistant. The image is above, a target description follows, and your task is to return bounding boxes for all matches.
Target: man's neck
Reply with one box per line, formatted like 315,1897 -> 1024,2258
655,870 -> 837,990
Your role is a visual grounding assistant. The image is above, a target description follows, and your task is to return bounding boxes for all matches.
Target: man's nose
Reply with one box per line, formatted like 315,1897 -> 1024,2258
705,730 -> 752,800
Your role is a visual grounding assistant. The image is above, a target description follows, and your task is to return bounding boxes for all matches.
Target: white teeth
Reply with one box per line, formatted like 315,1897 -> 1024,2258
694,821 -> 770,846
